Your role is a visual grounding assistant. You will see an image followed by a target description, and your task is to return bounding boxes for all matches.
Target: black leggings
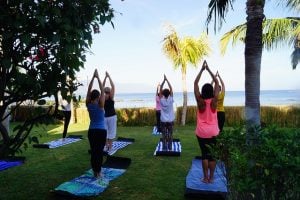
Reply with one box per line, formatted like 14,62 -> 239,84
217,111 -> 225,132
197,136 -> 217,161
62,111 -> 71,138
156,110 -> 161,132
88,129 -> 107,174
161,122 -> 173,139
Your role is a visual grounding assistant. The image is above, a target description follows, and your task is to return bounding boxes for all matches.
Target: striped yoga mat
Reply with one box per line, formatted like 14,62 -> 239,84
105,137 -> 135,156
33,136 -> 82,149
153,138 -> 181,156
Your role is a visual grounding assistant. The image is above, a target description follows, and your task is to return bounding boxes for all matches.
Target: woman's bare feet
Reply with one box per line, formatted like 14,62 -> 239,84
94,172 -> 100,179
201,177 -> 209,184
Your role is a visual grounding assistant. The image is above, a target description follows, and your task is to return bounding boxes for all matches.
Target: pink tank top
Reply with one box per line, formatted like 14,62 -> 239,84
155,95 -> 161,110
195,99 -> 219,138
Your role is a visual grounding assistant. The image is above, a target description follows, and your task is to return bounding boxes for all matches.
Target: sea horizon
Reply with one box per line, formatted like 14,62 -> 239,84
100,89 -> 300,109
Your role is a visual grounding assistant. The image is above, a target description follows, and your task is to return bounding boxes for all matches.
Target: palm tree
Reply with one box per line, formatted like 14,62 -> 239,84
162,26 -> 210,125
206,0 -> 299,139
207,0 -> 298,142
220,17 -> 300,69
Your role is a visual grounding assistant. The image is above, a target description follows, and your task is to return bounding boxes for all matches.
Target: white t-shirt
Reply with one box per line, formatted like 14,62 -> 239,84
160,96 -> 175,122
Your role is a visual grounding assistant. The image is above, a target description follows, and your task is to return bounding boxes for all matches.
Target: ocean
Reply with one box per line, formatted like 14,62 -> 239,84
112,90 -> 300,109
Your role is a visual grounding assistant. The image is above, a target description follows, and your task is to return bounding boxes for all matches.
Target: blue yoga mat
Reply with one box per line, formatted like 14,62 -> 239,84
185,157 -> 227,199
54,156 -> 131,197
0,157 -> 25,171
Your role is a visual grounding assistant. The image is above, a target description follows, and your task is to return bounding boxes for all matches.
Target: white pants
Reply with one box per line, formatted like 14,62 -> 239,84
105,115 -> 117,139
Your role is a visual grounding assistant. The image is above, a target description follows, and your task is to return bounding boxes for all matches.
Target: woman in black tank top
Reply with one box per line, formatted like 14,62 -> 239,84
103,71 -> 117,151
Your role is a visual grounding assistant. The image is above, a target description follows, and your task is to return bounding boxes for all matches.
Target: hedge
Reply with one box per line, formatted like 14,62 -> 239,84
10,105 -> 300,128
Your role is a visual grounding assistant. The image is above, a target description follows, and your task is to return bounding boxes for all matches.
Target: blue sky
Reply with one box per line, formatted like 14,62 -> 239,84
78,0 -> 300,94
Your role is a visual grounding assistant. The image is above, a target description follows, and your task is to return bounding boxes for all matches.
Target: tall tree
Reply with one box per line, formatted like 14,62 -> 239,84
206,0 -> 265,141
0,0 -> 114,158
162,26 -> 210,125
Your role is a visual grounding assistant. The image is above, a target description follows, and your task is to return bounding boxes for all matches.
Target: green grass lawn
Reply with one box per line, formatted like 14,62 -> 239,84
0,123 -> 203,200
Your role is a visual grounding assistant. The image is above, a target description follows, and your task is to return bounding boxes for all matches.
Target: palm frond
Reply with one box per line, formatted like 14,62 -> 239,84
206,0 -> 235,32
291,47 -> 300,69
182,34 -> 210,67
220,23 -> 247,55
279,0 -> 300,12
263,18 -> 300,50
162,28 -> 181,67
220,18 -> 300,53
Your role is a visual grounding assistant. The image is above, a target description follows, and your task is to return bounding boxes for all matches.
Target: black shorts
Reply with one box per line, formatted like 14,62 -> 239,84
197,136 -> 217,161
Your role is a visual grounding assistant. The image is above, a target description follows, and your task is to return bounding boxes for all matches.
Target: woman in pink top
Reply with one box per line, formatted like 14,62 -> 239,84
155,82 -> 162,133
194,60 -> 220,184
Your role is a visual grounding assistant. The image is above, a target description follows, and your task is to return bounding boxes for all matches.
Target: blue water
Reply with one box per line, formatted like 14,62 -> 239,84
113,90 -> 300,108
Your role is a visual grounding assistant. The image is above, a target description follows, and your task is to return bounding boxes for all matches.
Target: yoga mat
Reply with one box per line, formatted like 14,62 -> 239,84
0,157 -> 25,171
185,157 -> 227,199
153,138 -> 181,156
53,156 -> 131,197
104,137 -> 135,156
152,126 -> 161,135
33,136 -> 82,149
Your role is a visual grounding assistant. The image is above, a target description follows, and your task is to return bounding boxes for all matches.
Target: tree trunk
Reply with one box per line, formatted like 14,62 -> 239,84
244,0 -> 264,137
181,70 -> 188,125
244,1 -> 265,198
0,123 -> 10,158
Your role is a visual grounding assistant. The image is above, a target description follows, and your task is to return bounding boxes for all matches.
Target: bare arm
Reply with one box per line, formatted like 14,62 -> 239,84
164,75 -> 173,96
206,65 -> 219,109
156,83 -> 160,96
86,70 -> 96,106
94,70 -> 105,108
194,61 -> 206,110
218,73 -> 225,93
105,71 -> 115,99
159,76 -> 166,98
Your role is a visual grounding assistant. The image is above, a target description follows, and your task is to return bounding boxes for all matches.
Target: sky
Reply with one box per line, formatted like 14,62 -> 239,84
77,0 -> 300,94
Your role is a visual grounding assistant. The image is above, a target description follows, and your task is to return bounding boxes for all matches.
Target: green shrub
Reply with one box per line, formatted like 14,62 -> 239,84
216,126 -> 300,200
177,106 -> 300,127
11,105 -> 300,128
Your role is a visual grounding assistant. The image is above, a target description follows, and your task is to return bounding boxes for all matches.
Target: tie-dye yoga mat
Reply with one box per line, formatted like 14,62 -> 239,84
54,156 -> 131,197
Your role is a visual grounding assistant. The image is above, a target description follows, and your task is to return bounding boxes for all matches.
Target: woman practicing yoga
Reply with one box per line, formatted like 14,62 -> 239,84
194,60 -> 220,183
103,71 -> 117,151
86,69 -> 107,179
159,74 -> 175,151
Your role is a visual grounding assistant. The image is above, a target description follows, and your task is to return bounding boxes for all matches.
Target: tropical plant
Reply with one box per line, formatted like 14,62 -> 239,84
220,18 -> 300,69
0,0 -> 115,158
206,0 -> 300,140
215,126 -> 300,199
206,0 -> 264,144
162,25 -> 210,125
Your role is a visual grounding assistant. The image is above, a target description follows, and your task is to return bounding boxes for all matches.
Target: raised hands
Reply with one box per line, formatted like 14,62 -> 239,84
93,69 -> 99,78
